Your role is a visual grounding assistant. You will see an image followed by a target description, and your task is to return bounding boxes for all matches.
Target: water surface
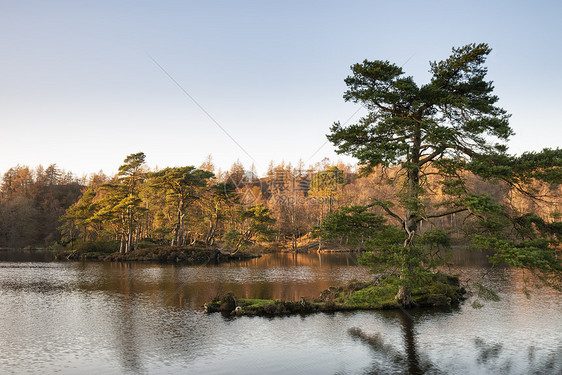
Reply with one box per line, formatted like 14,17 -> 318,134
0,250 -> 560,374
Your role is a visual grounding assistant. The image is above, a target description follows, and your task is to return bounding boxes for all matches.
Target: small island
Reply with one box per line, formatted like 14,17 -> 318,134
205,273 -> 466,316
56,245 -> 261,264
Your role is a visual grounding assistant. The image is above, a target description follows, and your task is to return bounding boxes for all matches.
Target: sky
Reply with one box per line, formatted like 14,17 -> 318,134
1,0 -> 561,178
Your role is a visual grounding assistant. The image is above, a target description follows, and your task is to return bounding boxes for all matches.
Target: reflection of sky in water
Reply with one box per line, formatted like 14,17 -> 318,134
0,251 -> 560,374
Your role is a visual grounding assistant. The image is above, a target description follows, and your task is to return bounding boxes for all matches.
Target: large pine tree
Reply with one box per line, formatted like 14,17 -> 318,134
328,43 -> 561,306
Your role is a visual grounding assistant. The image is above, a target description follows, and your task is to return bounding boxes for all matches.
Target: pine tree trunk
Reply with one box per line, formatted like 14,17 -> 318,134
395,139 -> 421,307
134,227 -> 140,251
206,216 -> 217,247
395,280 -> 414,307
126,224 -> 133,253
175,203 -> 184,247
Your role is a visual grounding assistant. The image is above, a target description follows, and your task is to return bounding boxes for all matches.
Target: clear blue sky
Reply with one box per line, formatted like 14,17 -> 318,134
1,0 -> 561,178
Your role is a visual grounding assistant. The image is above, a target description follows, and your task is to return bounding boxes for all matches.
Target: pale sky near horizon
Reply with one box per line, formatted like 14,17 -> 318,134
1,0 -> 561,179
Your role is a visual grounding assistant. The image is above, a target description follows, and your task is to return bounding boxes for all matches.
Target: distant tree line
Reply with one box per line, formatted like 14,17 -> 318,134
0,153 -> 559,252
0,164 -> 82,247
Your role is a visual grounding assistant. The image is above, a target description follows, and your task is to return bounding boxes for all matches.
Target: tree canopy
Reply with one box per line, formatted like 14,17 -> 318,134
150,166 -> 214,247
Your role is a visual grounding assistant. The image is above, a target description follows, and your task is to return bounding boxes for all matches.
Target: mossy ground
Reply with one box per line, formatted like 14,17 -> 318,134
205,272 -> 466,316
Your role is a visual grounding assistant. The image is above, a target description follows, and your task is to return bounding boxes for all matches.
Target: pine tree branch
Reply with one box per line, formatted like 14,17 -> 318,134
424,207 -> 468,219
418,147 -> 446,166
366,201 -> 403,225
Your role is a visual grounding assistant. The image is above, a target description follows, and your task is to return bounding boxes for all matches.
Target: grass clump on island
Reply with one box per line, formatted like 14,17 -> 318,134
205,272 -> 466,316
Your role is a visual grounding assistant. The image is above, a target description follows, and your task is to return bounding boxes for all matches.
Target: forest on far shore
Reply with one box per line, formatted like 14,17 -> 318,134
1,153 -> 559,252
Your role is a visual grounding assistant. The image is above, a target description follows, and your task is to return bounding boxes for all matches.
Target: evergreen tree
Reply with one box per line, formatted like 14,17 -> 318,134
224,204 -> 276,253
199,182 -> 238,247
91,153 -> 147,253
150,166 -> 214,246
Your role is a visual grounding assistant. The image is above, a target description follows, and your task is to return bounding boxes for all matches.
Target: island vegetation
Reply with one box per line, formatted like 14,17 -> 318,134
205,272 -> 466,317
0,43 -> 560,312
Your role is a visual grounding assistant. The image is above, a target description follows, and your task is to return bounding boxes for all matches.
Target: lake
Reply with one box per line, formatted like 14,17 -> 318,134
0,249 -> 560,374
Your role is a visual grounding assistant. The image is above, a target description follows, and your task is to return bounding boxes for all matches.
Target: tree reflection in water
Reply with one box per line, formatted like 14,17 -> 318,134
349,308 -> 562,375
112,263 -> 145,374
349,309 -> 442,375
472,337 -> 562,375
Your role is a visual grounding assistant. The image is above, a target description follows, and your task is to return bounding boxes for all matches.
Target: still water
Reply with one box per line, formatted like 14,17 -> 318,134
0,250 -> 560,374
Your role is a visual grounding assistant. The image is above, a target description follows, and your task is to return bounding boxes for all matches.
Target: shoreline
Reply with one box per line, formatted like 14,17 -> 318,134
54,246 -> 262,264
